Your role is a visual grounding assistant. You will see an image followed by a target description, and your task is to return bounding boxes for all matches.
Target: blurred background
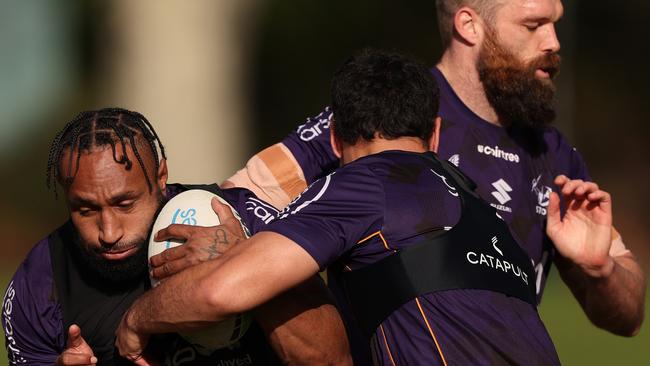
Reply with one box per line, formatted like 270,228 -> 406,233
1,1 -> 648,364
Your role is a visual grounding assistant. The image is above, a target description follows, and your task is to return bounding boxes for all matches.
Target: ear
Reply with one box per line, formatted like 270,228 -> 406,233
157,159 -> 168,194
454,6 -> 484,46
428,117 -> 442,153
329,121 -> 342,159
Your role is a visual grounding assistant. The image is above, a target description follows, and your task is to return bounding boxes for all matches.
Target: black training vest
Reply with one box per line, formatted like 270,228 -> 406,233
49,220 -> 146,366
50,183 -> 281,365
341,152 -> 537,338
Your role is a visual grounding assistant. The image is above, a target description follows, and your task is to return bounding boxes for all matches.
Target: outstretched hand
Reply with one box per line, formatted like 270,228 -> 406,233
150,197 -> 247,280
546,175 -> 614,278
56,325 -> 97,366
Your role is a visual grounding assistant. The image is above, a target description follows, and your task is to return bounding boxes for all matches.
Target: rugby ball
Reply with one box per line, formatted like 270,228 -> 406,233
148,189 -> 252,354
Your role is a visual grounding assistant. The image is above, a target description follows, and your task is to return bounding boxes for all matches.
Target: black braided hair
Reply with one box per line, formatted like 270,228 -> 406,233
46,107 -> 166,197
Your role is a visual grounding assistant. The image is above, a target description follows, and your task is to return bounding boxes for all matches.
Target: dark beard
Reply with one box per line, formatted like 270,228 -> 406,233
72,229 -> 150,285
71,194 -> 167,286
477,28 -> 561,129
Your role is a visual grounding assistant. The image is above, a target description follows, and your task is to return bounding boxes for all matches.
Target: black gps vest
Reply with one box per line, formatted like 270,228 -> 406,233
341,153 -> 537,338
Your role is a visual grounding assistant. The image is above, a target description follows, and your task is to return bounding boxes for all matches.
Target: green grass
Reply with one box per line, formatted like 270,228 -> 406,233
1,265 -> 648,364
540,270 -> 650,365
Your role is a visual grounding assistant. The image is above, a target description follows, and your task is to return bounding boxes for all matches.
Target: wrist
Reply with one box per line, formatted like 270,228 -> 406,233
580,255 -> 615,279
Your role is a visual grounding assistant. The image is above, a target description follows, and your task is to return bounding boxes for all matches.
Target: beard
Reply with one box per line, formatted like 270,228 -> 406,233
477,28 -> 561,128
71,194 -> 166,286
72,229 -> 150,285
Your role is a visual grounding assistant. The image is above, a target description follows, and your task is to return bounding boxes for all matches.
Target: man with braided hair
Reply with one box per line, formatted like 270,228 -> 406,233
2,108 -> 350,365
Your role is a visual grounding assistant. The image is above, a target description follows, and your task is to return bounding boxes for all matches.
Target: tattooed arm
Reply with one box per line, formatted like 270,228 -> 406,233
148,198 -> 352,366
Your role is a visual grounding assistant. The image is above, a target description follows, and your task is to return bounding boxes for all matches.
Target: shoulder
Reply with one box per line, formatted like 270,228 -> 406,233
3,232 -> 63,364
541,127 -> 590,180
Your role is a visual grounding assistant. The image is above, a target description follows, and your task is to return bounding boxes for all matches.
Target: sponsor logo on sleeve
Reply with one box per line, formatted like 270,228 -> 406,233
531,174 -> 553,216
245,197 -> 279,225
466,236 -> 529,285
490,179 -> 513,213
297,108 -> 332,142
477,145 -> 520,163
3,281 -> 26,364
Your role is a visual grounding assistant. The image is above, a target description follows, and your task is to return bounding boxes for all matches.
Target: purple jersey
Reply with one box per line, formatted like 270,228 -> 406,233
282,69 -> 590,303
430,67 -> 590,300
263,151 -> 559,365
2,184 -> 280,366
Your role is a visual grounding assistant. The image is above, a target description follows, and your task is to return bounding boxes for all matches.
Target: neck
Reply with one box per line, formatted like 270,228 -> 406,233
438,49 -> 502,126
340,136 -> 428,165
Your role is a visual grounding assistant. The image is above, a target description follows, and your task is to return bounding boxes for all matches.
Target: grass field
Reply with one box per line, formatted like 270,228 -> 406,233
1,265 -> 648,364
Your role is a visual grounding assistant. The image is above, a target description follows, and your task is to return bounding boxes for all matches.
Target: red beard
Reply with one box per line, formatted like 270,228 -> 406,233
478,28 -> 561,129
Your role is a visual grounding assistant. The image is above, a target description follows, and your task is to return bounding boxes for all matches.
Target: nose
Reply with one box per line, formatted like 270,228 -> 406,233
99,209 -> 124,246
541,24 -> 561,54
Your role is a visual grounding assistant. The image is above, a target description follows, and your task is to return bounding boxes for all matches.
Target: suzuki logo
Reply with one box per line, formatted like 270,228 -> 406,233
491,179 -> 513,205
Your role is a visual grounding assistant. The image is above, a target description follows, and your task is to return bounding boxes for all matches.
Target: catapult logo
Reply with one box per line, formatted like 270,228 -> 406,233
466,236 -> 529,285
531,174 -> 553,216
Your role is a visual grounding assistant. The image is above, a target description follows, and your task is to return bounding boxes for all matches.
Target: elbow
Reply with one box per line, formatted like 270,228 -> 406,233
592,308 -> 645,337
198,275 -> 243,322
619,311 -> 644,337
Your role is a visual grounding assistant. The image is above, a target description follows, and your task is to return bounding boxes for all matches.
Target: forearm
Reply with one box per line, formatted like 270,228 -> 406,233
254,276 -> 352,366
126,258 -> 232,335
556,252 -> 645,336
125,232 -> 319,336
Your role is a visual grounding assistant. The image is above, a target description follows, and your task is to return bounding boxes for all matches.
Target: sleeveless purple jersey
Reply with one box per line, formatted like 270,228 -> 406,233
2,185 -> 280,366
262,151 -> 559,365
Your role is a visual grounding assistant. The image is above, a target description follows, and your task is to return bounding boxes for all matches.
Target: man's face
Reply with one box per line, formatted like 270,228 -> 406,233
61,144 -> 166,283
477,0 -> 563,127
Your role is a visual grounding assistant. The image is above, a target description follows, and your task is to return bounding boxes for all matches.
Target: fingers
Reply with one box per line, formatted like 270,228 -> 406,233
58,352 -> 97,366
67,324 -> 84,348
150,245 -> 187,267
546,191 -> 561,229
150,257 -> 193,279
212,197 -> 236,223
155,224 -> 195,242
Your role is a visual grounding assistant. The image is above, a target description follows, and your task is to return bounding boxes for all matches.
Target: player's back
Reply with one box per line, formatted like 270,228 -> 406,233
326,150 -> 560,365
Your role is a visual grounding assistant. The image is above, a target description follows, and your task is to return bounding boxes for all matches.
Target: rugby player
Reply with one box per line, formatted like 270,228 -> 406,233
225,0 -> 645,349
112,48 -> 600,365
1,108 -> 350,365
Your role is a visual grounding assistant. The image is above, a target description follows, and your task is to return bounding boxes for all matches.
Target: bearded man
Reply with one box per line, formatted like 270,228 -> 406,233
2,108 -> 350,366
219,0 -> 644,364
